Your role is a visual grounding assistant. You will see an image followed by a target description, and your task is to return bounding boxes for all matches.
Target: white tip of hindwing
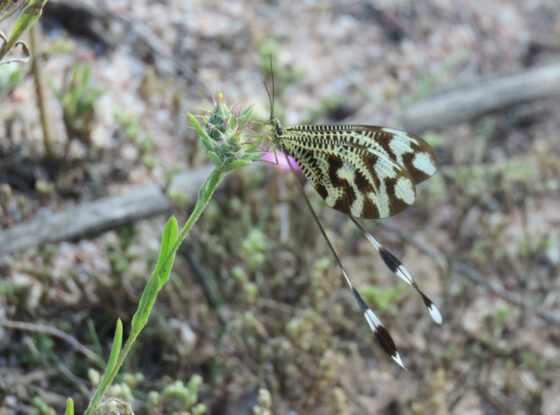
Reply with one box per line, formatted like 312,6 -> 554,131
392,352 -> 407,370
428,303 -> 443,325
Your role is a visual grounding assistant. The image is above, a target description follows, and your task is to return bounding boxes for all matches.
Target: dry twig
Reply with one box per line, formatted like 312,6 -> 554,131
0,318 -> 101,362
401,63 -> 560,133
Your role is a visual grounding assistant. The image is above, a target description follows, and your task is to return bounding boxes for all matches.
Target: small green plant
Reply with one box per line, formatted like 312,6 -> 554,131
114,109 -> 155,153
0,0 -> 48,64
361,283 -> 406,312
0,63 -> 23,95
31,396 -> 56,415
49,65 -> 104,152
73,93 -> 262,414
492,304 -> 510,328
147,375 -> 206,414
114,109 -> 157,173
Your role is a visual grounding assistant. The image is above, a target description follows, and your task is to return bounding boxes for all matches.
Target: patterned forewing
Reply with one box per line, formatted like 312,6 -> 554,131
288,124 -> 438,185
277,126 -> 419,218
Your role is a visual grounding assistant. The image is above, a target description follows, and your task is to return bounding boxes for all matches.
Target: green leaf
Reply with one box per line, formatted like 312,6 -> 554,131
85,319 -> 123,413
188,113 -> 214,151
199,135 -> 212,153
244,138 -> 263,153
227,113 -> 236,130
6,0 -> 47,49
155,217 -> 178,270
223,159 -> 252,171
104,319 -> 123,377
248,152 -> 266,161
81,64 -> 91,85
64,398 -> 74,415
131,216 -> 178,330
156,216 -> 178,287
130,277 -> 159,331
188,113 -> 209,139
206,150 -> 222,166
238,105 -> 254,129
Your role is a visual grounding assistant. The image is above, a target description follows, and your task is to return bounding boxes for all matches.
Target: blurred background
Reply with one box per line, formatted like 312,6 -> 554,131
1,0 -> 560,414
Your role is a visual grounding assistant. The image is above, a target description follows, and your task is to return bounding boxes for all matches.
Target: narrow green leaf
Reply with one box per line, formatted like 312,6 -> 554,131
6,0 -> 47,49
227,114 -> 235,130
64,398 -> 74,415
238,105 -> 254,129
104,319 -> 123,376
155,216 -> 178,275
130,276 -> 159,331
131,216 -> 178,330
223,159 -> 252,171
198,131 -> 213,153
81,64 -> 91,85
85,319 -> 123,413
156,216 -> 178,287
244,139 -> 263,153
248,152 -> 266,161
188,113 -> 209,140
206,150 -> 222,166
188,113 -> 214,152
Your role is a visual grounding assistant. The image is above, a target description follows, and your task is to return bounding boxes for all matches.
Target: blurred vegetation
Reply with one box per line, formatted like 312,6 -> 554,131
0,63 -> 24,96
1,1 -> 559,415
49,65 -> 104,153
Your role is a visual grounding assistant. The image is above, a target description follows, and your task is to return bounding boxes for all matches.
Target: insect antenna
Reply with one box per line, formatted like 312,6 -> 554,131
283,153 -> 406,369
263,80 -> 273,122
349,216 -> 442,324
263,55 -> 276,121
270,55 -> 275,119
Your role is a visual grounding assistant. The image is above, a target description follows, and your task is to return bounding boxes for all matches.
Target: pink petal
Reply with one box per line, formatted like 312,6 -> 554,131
261,151 -> 299,172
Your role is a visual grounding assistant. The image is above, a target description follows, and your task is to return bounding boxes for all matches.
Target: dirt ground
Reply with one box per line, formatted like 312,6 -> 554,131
1,0 -> 560,414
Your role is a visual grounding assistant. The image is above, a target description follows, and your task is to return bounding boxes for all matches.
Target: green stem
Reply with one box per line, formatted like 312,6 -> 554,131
84,168 -> 225,415
167,168 -> 225,266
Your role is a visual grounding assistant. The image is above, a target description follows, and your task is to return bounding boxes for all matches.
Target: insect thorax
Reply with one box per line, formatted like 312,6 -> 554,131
269,116 -> 288,152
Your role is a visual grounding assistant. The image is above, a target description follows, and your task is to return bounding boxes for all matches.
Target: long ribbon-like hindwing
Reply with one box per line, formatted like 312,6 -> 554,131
269,114 -> 440,368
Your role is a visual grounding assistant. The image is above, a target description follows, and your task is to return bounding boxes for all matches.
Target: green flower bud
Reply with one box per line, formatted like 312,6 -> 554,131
188,94 -> 263,172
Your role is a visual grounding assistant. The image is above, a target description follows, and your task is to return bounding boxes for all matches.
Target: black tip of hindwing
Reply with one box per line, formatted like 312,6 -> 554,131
375,325 -> 397,357
379,247 -> 401,273
375,325 -> 406,369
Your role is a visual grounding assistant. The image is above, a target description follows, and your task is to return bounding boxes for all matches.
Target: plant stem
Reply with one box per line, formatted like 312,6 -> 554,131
167,168 -> 225,265
29,24 -> 52,159
84,168 -> 225,415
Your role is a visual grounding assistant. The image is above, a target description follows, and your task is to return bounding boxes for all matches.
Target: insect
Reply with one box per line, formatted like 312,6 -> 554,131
265,78 -> 441,369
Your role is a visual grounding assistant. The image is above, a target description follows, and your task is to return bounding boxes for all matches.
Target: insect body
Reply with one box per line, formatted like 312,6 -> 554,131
269,115 -> 441,369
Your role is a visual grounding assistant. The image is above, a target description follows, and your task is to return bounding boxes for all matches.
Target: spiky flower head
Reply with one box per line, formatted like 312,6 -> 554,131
188,93 -> 263,172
